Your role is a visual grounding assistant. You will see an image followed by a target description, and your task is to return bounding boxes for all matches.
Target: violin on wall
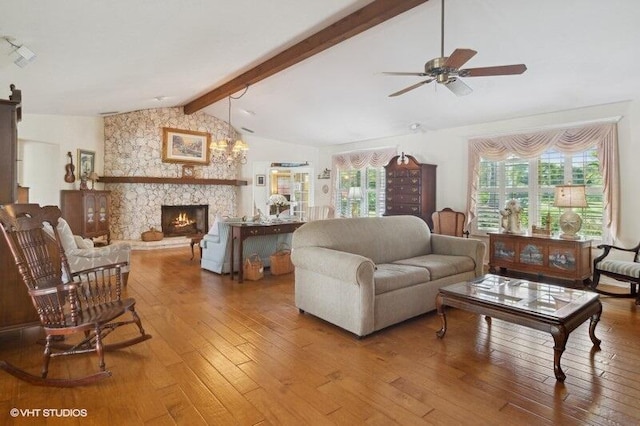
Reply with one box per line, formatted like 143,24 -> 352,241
64,151 -> 76,183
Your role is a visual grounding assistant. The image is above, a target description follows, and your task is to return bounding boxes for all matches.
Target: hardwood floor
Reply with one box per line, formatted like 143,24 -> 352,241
1,246 -> 639,425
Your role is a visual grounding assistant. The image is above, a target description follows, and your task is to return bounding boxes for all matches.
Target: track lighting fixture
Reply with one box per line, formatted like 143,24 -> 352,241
2,36 -> 36,68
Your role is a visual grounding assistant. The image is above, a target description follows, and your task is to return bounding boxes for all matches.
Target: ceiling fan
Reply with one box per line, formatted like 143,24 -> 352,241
385,0 -> 527,97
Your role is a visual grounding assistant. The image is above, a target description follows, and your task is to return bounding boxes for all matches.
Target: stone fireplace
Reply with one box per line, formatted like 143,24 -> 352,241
103,107 -> 243,241
161,204 -> 209,237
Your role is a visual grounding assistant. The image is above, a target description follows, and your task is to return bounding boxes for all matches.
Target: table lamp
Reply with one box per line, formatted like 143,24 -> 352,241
348,187 -> 363,217
88,172 -> 100,190
553,184 -> 587,239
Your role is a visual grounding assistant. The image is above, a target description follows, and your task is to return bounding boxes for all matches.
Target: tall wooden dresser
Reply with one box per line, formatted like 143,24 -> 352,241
384,153 -> 437,229
60,190 -> 111,244
0,85 -> 39,330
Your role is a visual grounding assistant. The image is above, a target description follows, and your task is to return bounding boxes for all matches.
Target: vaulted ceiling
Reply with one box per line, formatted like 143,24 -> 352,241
1,0 -> 638,146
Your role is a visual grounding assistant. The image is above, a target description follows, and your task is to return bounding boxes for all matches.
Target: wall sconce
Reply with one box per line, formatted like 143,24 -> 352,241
553,184 -> 588,239
211,95 -> 249,166
2,37 -> 36,68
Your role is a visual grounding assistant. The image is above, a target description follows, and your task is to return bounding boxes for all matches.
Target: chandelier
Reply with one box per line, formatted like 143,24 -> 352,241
211,94 -> 249,165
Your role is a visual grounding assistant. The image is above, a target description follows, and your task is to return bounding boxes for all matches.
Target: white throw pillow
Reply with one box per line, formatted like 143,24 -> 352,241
207,213 -> 223,236
56,218 -> 79,253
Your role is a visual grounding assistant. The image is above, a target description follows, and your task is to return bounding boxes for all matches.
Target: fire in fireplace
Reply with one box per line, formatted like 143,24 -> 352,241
161,205 -> 209,237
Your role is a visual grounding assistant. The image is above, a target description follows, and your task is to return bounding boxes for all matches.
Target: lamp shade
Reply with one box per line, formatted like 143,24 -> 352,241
553,184 -> 587,208
88,172 -> 99,181
268,194 -> 288,206
348,187 -> 363,200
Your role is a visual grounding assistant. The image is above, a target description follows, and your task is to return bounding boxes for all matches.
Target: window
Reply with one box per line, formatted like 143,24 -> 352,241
468,123 -> 618,242
335,167 -> 386,217
331,146 -> 396,218
475,147 -> 604,238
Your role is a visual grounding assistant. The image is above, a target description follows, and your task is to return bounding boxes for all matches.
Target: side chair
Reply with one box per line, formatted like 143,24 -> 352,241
431,207 -> 469,238
0,204 -> 151,387
590,241 -> 640,305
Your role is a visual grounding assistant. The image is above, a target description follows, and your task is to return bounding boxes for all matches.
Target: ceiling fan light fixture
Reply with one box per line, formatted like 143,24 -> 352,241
384,0 -> 526,97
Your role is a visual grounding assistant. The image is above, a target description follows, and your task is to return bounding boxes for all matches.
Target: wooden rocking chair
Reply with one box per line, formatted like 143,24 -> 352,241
0,204 -> 151,387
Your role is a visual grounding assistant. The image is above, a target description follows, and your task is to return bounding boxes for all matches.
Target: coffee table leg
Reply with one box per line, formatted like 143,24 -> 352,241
589,301 -> 602,348
551,325 -> 568,381
436,293 -> 447,338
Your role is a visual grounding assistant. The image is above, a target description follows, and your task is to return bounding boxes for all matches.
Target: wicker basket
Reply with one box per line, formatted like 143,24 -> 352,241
141,227 -> 163,242
269,243 -> 294,275
244,254 -> 264,281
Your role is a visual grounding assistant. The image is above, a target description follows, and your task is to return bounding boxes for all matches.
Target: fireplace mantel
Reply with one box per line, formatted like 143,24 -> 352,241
98,176 -> 247,186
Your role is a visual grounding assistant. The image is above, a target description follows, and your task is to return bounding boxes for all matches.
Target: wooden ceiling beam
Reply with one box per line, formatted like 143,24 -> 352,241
183,0 -> 429,114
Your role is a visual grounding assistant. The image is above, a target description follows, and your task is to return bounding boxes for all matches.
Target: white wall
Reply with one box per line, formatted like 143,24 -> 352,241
17,114 -> 104,206
318,100 -> 639,246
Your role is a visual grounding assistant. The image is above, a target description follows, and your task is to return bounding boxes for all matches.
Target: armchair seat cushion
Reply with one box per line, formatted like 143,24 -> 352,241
597,260 -> 640,278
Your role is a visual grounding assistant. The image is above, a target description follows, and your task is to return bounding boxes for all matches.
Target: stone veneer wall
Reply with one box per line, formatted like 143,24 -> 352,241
104,107 -> 242,240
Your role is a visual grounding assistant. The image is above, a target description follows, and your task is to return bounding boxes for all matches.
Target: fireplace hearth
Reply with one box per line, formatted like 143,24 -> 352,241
161,205 -> 208,237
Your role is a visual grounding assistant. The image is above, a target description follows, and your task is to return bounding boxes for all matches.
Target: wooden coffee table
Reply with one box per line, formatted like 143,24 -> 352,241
435,274 -> 602,381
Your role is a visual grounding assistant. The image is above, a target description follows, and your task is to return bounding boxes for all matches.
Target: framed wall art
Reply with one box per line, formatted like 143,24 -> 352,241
162,127 -> 211,165
256,174 -> 266,186
77,149 -> 95,178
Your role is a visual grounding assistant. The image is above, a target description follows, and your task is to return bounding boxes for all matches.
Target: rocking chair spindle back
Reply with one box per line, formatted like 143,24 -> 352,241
0,204 -> 151,387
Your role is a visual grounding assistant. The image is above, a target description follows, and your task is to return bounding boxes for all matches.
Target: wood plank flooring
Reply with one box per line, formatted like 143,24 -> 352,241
0,246 -> 639,425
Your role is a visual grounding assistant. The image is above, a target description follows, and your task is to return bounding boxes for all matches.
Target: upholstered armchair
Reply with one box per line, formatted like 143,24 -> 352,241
45,217 -> 131,286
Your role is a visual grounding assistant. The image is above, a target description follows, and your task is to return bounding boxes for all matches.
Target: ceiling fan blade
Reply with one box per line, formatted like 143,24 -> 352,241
389,79 -> 434,97
444,77 -> 472,96
444,48 -> 477,69
383,72 -> 428,76
460,64 -> 527,77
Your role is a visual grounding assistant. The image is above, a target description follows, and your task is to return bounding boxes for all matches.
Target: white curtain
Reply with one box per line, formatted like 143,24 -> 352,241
466,123 -> 619,242
330,146 -> 397,210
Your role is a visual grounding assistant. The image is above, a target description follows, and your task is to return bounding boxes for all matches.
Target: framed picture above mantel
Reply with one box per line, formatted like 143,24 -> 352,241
162,127 -> 211,165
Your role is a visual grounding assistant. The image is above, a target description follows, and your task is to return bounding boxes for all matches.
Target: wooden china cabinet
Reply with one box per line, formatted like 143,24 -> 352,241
0,85 -> 40,330
384,153 -> 437,229
60,190 -> 111,244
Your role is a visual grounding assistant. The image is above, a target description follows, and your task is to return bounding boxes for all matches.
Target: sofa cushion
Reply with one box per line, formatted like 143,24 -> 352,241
394,254 -> 476,281
374,263 -> 431,295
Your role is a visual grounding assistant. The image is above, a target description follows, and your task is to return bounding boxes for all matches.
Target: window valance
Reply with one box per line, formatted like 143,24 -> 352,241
467,123 -> 619,242
330,146 -> 397,210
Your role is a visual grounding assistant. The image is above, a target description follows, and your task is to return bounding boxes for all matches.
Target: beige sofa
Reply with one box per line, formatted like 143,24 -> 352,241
291,215 -> 486,337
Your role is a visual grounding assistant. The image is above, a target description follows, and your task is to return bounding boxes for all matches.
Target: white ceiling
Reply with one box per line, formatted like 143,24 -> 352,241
1,0 -> 639,147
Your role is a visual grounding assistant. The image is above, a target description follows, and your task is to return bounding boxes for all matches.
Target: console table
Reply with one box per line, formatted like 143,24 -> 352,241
229,222 -> 304,282
488,232 -> 592,285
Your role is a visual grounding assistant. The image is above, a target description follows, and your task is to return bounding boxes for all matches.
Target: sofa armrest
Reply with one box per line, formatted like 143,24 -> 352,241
291,247 -> 375,285
431,234 -> 486,276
